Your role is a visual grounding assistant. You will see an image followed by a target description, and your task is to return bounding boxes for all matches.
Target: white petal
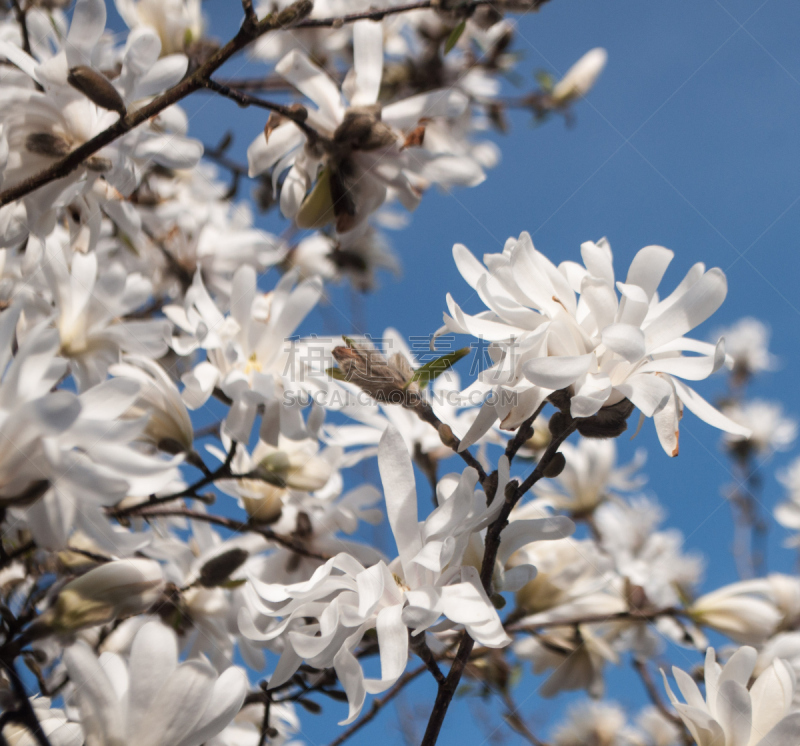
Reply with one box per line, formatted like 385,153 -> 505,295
276,49 -> 344,127
645,268 -> 727,350
523,354 -> 593,389
378,426 -> 422,576
672,378 -> 752,436
351,20 -> 383,106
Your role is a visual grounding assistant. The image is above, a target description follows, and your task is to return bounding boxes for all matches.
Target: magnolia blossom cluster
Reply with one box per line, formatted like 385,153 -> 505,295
0,1 -> 797,746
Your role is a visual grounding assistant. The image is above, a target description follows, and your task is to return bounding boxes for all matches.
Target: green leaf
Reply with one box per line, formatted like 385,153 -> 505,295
404,348 -> 470,390
534,70 -> 555,92
444,20 -> 466,55
325,367 -> 347,381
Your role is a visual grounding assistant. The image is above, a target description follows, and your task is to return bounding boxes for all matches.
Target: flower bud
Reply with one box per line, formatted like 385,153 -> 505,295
543,452 -> 566,478
198,548 -> 249,588
43,559 -> 163,633
331,342 -> 419,407
25,133 -> 71,158
576,399 -> 634,439
256,446 -> 332,492
552,48 -> 607,106
67,66 -> 126,116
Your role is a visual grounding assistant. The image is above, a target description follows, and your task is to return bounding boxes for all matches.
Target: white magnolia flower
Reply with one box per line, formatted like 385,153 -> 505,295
532,438 -> 647,514
134,163 -> 286,304
240,426 -> 568,723
552,700 -> 629,746
109,355 -> 193,452
166,265 -> 324,444
214,433 -> 334,521
595,496 -> 703,608
552,48 -> 608,105
247,20 -> 486,231
39,241 -> 170,390
444,234 -> 750,454
207,699 -> 301,746
631,707 -> 682,746
64,620 -> 248,746
42,558 -> 163,632
286,224 -> 400,292
662,646 -> 800,746
688,578 -> 783,645
714,317 -> 777,383
0,0 -> 201,241
2,697 -> 82,746
511,535 -> 622,697
9,374 -> 183,550
721,400 -> 797,458
756,632 -> 800,707
115,0 -> 204,54
775,456 -> 800,544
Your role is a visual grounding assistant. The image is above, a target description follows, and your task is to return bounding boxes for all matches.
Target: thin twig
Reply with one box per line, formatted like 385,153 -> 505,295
0,658 -> 52,746
632,658 -> 687,734
411,636 -> 446,685
500,690 -> 549,746
413,402 -> 488,483
123,506 -> 332,561
504,401 -> 547,462
419,419 -> 577,746
324,664 -> 427,746
10,0 -> 32,58
111,441 -> 237,518
241,0 -> 257,26
204,79 -> 323,143
507,606 -> 684,633
0,0 -> 316,207
0,0 -> 520,208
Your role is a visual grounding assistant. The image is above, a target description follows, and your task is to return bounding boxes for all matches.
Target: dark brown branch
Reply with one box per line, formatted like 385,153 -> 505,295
0,539 -> 35,570
10,0 -> 32,58
504,401 -> 547,462
0,658 -> 52,746
324,664 -> 427,746
0,0 -> 316,207
110,441 -> 237,518
411,635 -> 446,685
241,0 -> 257,27
203,79 -> 323,143
122,506 -> 332,562
413,402 -> 488,484
632,657 -> 688,736
0,0 -> 527,208
419,419 -> 577,746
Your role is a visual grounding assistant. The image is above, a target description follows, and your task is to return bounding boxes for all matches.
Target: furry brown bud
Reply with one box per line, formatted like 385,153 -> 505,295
199,548 -> 249,587
68,66 -> 126,116
26,132 -> 71,158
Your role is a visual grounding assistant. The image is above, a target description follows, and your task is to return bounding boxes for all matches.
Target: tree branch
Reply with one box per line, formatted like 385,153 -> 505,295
413,402 -> 488,483
419,418 -> 576,746
504,401 -> 547,462
203,79 -> 323,143
0,658 -> 52,746
122,506 -> 332,562
324,664 -> 427,746
0,0 -> 315,207
0,0 -> 527,208
111,441 -> 237,518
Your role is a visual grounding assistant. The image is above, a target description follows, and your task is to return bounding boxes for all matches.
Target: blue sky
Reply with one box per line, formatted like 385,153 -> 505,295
104,0 -> 800,742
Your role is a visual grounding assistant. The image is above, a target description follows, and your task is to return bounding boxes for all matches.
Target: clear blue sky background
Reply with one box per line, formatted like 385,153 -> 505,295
104,0 -> 800,742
